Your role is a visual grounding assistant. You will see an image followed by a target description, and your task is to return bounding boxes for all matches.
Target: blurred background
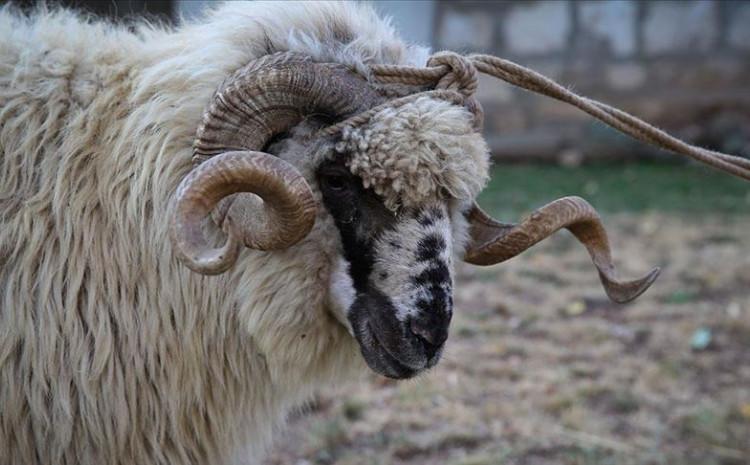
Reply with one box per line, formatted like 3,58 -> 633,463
7,1 -> 750,464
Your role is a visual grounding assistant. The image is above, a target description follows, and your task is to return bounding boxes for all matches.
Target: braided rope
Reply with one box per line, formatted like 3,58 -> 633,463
364,52 -> 750,181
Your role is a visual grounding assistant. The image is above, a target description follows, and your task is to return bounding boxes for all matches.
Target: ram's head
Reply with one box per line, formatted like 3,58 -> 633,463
170,53 -> 659,379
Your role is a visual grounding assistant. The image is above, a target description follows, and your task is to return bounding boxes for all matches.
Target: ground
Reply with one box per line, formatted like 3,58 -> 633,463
265,163 -> 750,465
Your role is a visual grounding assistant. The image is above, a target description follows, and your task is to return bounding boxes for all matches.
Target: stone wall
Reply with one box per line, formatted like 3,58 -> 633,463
434,0 -> 750,162
45,0 -> 749,163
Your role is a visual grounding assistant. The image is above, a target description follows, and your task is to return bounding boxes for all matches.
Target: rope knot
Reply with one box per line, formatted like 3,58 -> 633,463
426,51 -> 478,97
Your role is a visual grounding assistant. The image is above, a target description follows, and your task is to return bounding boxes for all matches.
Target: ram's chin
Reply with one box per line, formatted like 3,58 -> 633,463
356,323 -> 421,379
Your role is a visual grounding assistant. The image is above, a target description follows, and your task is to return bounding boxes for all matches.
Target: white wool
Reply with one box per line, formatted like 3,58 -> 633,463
0,2 -> 432,464
336,96 -> 491,210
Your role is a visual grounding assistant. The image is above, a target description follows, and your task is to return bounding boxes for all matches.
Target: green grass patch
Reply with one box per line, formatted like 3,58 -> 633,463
676,406 -> 750,458
477,162 -> 750,218
661,289 -> 702,305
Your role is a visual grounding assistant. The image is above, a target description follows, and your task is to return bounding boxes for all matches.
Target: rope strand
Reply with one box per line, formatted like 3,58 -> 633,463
367,52 -> 750,181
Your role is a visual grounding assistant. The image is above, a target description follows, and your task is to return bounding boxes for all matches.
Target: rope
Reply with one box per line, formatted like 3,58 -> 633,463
365,52 -> 750,181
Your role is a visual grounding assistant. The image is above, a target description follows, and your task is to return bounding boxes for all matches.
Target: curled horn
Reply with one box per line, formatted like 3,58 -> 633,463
170,52 -> 382,274
463,197 -> 660,303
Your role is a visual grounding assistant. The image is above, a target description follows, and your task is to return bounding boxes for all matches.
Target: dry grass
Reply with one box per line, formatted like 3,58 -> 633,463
265,212 -> 750,465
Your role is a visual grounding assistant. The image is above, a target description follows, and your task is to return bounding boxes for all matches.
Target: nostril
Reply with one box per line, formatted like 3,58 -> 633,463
409,317 -> 448,349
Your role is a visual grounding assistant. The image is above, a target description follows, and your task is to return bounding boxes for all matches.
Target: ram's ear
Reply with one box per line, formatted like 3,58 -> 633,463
462,198 -> 660,303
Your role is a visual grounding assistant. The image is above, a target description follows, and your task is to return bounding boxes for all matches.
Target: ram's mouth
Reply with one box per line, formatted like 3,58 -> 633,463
356,322 -> 421,379
347,288 -> 447,379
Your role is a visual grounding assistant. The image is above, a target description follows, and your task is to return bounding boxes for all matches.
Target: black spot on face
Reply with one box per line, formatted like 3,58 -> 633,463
416,234 -> 446,262
415,299 -> 431,312
416,206 -> 445,227
412,261 -> 450,287
431,286 -> 452,315
417,213 -> 435,227
379,271 -> 389,281
415,278 -> 452,314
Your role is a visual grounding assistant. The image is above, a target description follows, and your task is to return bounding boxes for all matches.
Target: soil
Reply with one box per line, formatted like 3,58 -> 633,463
265,213 -> 750,465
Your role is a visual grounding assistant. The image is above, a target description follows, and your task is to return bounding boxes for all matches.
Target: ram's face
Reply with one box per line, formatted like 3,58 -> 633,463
170,52 -> 659,381
318,158 -> 462,379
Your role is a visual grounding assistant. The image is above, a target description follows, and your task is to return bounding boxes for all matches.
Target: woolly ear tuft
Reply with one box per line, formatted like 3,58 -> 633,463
336,96 -> 490,210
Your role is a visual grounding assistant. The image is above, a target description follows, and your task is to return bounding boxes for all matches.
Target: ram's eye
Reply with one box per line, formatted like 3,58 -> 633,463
324,174 -> 348,191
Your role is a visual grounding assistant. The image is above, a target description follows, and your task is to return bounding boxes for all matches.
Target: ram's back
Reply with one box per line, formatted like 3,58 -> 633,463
0,9 -> 161,464
0,5 -> 351,464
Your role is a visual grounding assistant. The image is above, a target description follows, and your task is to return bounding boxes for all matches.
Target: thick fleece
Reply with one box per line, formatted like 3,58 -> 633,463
0,2 -> 433,464
336,96 -> 490,211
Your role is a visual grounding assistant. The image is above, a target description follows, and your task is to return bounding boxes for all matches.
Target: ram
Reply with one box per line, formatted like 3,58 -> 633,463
0,2 -> 658,464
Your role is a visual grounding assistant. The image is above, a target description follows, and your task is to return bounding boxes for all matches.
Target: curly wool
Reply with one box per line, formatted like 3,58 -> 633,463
336,97 -> 490,211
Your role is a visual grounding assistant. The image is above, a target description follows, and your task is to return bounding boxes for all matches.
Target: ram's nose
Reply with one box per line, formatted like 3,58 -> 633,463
409,310 -> 451,357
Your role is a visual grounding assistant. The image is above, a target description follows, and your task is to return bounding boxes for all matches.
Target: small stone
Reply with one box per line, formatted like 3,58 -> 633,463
564,300 -> 587,316
726,302 -> 741,319
493,301 -> 512,317
690,327 -> 713,351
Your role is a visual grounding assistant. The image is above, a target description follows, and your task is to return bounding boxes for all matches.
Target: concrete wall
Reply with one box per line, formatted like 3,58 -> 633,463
433,0 -> 750,162
170,0 -> 749,162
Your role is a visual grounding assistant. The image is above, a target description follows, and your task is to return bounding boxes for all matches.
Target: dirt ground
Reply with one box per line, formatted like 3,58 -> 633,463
265,213 -> 750,465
